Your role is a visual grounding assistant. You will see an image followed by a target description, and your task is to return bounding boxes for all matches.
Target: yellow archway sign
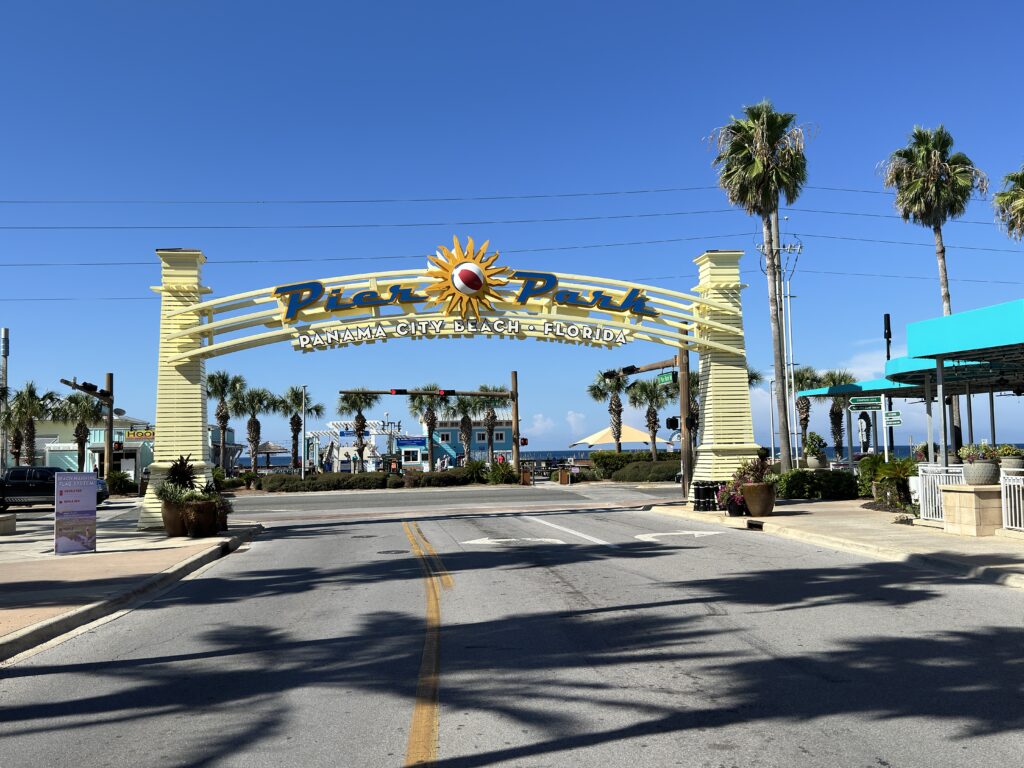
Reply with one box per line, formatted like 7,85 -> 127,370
139,238 -> 759,528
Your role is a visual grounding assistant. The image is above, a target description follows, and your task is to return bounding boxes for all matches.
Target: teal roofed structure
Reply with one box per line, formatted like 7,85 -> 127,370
907,299 -> 1024,369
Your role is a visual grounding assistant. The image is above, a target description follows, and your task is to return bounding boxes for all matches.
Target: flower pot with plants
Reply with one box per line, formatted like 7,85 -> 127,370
958,444 -> 999,485
183,489 -> 221,538
804,432 -> 827,470
153,455 -> 200,537
996,444 -> 1024,470
735,454 -> 778,517
717,480 -> 747,516
912,442 -> 940,463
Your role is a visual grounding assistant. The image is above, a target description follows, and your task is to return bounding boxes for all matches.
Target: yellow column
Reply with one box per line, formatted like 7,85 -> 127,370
691,250 -> 759,482
139,249 -> 214,530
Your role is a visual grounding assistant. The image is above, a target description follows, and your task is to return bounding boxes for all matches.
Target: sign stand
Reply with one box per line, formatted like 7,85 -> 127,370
54,472 -> 97,555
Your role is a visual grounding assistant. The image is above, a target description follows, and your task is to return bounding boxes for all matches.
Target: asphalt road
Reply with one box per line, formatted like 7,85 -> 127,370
2,485 -> 1023,767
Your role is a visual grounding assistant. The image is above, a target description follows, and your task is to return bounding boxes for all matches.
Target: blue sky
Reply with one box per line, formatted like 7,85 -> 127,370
2,1 -> 1023,451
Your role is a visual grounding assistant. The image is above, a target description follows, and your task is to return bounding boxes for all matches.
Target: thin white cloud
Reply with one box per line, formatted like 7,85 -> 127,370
529,413 -> 555,435
566,410 -> 586,434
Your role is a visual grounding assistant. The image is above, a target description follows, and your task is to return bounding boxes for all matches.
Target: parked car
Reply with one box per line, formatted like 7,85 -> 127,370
0,467 -> 109,510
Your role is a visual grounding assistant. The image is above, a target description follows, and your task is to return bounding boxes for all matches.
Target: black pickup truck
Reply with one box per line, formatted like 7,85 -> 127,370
0,467 -> 109,510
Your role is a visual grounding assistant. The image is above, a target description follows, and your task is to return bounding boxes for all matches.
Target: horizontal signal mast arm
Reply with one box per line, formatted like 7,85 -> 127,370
338,389 -> 513,398
602,357 -> 677,378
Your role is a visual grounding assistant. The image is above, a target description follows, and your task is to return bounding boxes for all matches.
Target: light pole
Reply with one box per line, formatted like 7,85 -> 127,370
301,384 -> 307,480
0,328 -> 8,470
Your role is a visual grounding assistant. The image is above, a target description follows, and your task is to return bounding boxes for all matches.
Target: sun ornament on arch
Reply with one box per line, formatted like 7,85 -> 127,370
424,236 -> 511,320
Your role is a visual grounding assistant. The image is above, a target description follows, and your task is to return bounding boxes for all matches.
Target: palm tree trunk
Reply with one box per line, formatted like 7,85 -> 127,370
610,392 -> 622,453
75,421 -> 88,472
933,225 -> 963,449
248,416 -> 259,472
24,418 -> 36,466
647,406 -> 659,462
11,428 -> 22,466
426,426 -> 435,472
765,214 -> 792,471
290,413 -> 302,469
217,400 -> 229,471
486,427 -> 494,465
830,401 -> 844,460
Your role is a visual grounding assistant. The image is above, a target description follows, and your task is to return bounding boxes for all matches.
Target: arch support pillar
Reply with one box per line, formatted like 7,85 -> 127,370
691,251 -> 759,482
139,249 -> 214,530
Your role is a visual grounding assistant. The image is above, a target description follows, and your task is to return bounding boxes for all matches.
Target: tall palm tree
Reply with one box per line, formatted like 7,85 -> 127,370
712,100 -> 807,473
792,366 -> 821,455
278,386 -> 325,469
206,371 -> 246,472
445,395 -> 481,465
0,384 -> 19,468
338,389 -> 381,472
230,386 -> 280,472
11,382 -> 59,466
627,380 -> 677,462
476,384 -> 509,464
52,393 -> 104,472
994,163 -> 1024,240
812,369 -> 856,461
882,126 -> 988,449
407,384 -> 450,472
586,372 -> 628,453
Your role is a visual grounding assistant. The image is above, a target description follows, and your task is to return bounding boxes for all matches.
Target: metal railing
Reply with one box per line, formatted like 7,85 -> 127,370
918,464 -> 965,523
1001,468 -> 1024,532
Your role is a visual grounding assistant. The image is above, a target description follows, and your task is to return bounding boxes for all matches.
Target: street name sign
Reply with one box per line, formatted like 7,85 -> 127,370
656,371 -> 678,385
884,410 -> 902,426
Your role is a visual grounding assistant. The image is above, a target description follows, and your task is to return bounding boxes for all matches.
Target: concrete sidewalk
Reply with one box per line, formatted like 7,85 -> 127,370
0,504 -> 261,662
652,499 -> 1024,589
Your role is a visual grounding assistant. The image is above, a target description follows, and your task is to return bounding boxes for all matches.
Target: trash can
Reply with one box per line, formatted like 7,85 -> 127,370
520,469 -> 532,486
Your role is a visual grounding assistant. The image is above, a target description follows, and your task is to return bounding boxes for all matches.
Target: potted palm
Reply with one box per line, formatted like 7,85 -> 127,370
154,455 -> 197,537
996,444 -> 1024,470
737,452 -> 778,517
804,432 -> 827,469
957,444 -> 999,485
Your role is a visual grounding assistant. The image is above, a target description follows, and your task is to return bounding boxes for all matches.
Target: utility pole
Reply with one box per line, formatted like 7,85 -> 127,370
511,370 -> 521,474
0,328 -> 8,470
884,314 -> 894,449
678,345 -> 692,502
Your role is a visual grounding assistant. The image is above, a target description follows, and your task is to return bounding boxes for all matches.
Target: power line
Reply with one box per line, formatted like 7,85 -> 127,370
786,206 -> 997,226
793,231 -> 1022,254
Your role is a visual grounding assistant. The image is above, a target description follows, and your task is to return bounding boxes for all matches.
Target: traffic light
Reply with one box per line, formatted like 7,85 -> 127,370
520,437 -> 528,446
621,365 -> 639,375
389,389 -> 408,395
80,381 -> 98,393
436,389 -> 451,396
665,417 -> 680,430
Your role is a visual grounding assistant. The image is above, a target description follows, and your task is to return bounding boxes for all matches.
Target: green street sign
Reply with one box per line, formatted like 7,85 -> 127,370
849,396 -> 882,406
656,371 -> 678,385
884,410 -> 901,419
849,402 -> 882,412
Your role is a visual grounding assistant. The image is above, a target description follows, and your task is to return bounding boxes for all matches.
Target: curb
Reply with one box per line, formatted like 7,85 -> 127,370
649,504 -> 1024,591
0,524 -> 263,663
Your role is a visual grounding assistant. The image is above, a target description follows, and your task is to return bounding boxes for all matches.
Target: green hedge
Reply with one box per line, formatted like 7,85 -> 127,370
591,450 -> 680,479
106,470 -> 138,495
611,460 -> 680,482
776,469 -> 857,500
263,472 -> 390,493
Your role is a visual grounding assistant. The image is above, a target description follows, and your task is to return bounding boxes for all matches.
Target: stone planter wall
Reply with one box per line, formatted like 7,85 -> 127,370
939,484 -> 1002,537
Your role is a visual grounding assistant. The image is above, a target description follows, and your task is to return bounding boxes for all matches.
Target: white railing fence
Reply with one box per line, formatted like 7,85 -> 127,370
1001,468 -> 1024,532
918,464 -> 966,523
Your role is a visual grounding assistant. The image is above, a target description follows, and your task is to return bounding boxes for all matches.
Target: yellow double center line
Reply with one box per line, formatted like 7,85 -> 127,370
402,521 -> 453,766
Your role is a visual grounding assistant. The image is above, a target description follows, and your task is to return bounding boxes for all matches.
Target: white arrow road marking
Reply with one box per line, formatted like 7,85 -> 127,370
634,531 -> 723,542
461,537 -> 566,545
524,516 -> 615,547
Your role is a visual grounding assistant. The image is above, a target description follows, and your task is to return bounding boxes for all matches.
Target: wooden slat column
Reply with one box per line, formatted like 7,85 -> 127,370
138,249 -> 214,530
691,250 -> 759,482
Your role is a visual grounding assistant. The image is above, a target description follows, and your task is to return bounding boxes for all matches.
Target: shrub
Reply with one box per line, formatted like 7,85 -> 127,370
167,455 -> 198,489
857,454 -> 885,497
488,462 -> 519,485
611,460 -> 680,482
346,472 -> 388,490
776,469 -> 857,500
418,469 -> 475,487
804,432 -> 827,461
211,467 -> 226,490
591,451 -> 652,478
387,475 -> 405,489
462,460 -> 488,484
240,471 -> 258,490
106,470 -> 137,495
221,477 -> 245,490
403,471 -> 423,489
262,474 -> 305,493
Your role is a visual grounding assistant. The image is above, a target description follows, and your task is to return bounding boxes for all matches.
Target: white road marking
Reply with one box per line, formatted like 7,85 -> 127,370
461,537 -> 566,545
523,516 -> 615,546
634,531 -> 722,542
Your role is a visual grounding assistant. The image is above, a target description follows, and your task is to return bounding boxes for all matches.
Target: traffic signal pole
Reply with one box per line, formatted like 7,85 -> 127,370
678,346 -> 692,502
104,372 -> 114,482
511,370 -> 520,473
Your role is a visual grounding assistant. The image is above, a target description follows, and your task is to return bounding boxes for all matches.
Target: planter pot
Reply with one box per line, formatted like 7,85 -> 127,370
1000,456 -> 1024,470
806,456 -> 824,470
725,497 -> 746,517
741,482 -> 776,517
183,500 -> 220,538
946,455 -> 962,465
961,460 -> 999,486
161,502 -> 187,537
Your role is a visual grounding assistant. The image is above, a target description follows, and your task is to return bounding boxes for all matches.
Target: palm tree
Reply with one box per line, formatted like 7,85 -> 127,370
586,372 -> 628,453
712,100 -> 807,473
230,386 -> 280,472
338,389 -> 381,472
11,382 -> 58,466
278,386 -> 325,469
407,384 -> 450,472
476,384 -> 509,464
0,384 -> 19,468
812,369 -> 856,461
994,164 -> 1024,240
882,126 -> 988,449
206,371 -> 246,471
627,380 -> 677,462
52,393 -> 104,472
792,366 -> 821,455
445,395 -> 481,465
